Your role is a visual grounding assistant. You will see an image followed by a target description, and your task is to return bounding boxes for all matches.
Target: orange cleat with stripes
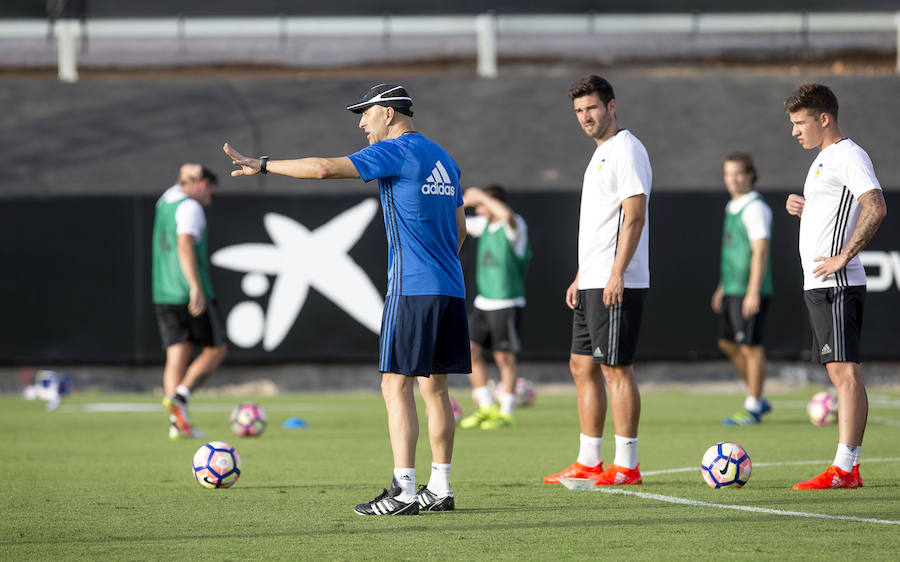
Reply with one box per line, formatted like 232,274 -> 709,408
594,463 -> 642,486
792,465 -> 860,490
852,464 -> 863,487
542,461 -> 604,484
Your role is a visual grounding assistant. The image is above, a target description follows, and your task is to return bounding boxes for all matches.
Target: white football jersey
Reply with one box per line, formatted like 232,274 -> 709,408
799,139 -> 881,290
577,129 -> 652,289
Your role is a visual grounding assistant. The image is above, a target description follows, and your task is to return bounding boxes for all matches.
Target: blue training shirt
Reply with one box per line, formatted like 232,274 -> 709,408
348,132 -> 466,298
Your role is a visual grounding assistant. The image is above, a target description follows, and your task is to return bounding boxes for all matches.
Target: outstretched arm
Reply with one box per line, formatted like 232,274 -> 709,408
224,143 -> 359,180
463,187 -> 516,229
813,189 -> 887,281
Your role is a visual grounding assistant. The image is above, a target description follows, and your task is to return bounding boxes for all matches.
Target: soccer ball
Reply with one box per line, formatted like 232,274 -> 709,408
449,396 -> 461,424
700,442 -> 752,488
230,402 -> 267,437
515,377 -> 536,407
807,390 -> 838,426
192,441 -> 241,489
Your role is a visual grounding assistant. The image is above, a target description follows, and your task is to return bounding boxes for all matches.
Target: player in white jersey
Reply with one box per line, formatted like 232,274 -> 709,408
784,83 -> 887,490
543,75 -> 651,487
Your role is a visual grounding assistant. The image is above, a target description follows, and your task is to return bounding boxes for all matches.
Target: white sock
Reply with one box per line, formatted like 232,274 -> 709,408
833,444 -> 858,473
427,463 -> 452,495
744,395 -> 763,413
613,435 -> 639,469
473,386 -> 495,408
576,433 -> 603,467
175,384 -> 191,402
498,392 -> 517,416
392,468 -> 416,501
853,446 -> 862,467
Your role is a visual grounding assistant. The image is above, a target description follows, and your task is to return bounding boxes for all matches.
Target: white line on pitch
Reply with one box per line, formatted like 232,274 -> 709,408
642,457 -> 900,476
595,487 -> 900,526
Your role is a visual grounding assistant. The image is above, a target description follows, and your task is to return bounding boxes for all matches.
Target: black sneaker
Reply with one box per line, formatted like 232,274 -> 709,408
414,485 -> 455,511
353,484 -> 419,516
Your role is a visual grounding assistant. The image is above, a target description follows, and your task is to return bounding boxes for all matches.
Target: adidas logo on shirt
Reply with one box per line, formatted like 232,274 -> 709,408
421,160 -> 456,196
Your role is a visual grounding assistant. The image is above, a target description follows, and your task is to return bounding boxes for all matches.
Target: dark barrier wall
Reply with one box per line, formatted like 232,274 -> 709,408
2,191 -> 898,364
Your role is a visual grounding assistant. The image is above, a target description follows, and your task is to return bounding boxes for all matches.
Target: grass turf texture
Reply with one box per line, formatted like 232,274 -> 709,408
2,387 -> 899,560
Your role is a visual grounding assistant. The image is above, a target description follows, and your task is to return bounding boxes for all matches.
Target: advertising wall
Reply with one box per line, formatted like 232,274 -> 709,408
1,191 -> 897,364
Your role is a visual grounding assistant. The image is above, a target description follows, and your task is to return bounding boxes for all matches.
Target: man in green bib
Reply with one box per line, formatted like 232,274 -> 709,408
152,164 -> 227,439
458,185 -> 532,430
710,152 -> 773,425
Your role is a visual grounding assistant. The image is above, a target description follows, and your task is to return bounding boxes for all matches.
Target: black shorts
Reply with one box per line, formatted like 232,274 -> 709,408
717,295 -> 770,346
571,288 -> 647,366
804,286 -> 865,365
469,306 -> 523,353
380,295 -> 472,376
155,300 -> 226,349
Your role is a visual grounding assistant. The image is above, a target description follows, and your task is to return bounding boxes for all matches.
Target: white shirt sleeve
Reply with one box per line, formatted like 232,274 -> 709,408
504,214 -> 529,258
466,215 -> 488,237
842,147 -> 882,199
174,198 -> 206,238
740,200 -> 772,241
614,137 -> 652,201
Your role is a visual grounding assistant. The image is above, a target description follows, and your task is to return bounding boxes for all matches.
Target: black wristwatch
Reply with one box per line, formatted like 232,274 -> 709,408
259,156 -> 269,174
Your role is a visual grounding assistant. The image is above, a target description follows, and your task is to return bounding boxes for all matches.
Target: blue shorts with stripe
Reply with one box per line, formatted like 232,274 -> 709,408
380,295 -> 472,376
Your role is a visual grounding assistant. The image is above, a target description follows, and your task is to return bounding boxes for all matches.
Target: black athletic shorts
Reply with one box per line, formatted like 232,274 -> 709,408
379,295 -> 472,376
469,306 -> 523,353
804,286 -> 865,365
155,300 -> 226,349
571,288 -> 647,366
717,295 -> 770,346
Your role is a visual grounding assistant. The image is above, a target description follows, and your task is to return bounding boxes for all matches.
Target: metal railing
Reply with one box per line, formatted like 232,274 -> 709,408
0,11 -> 896,81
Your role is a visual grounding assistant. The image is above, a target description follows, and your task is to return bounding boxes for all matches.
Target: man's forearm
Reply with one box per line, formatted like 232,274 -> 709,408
840,190 -> 887,261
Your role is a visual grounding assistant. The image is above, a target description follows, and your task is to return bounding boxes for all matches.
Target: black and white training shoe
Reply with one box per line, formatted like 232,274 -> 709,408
353,484 -> 419,516
414,485 -> 455,511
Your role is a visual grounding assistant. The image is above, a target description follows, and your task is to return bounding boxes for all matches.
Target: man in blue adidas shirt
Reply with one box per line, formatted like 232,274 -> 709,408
224,84 -> 470,516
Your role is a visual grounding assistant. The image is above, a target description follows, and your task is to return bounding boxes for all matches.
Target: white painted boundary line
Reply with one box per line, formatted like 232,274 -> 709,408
643,457 -> 900,476
596,487 -> 900,526
56,402 -> 354,413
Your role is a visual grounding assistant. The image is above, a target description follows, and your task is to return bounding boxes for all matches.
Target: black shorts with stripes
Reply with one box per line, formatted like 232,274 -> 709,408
804,286 -> 865,365
717,295 -> 770,346
155,300 -> 226,350
469,306 -> 523,353
571,288 -> 647,366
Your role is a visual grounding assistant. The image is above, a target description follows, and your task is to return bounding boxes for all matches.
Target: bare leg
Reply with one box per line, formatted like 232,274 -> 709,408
417,375 -> 455,464
467,341 -> 490,390
718,339 -> 748,386
826,362 -> 867,446
182,345 -> 227,392
739,344 -> 766,399
163,342 -> 192,396
381,373 -> 418,468
569,354 -> 606,437
600,364 -> 640,438
494,350 -> 517,395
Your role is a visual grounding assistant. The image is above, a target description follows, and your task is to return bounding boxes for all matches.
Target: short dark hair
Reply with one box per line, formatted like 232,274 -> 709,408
568,75 -> 615,104
199,166 -> 218,185
482,183 -> 507,203
785,83 -> 839,121
723,152 -> 758,185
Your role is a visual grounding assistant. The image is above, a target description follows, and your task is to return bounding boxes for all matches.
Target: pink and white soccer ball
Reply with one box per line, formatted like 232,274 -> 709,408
515,377 -> 536,407
230,402 -> 267,437
807,390 -> 838,426
192,441 -> 241,489
700,442 -> 752,489
449,396 -> 462,424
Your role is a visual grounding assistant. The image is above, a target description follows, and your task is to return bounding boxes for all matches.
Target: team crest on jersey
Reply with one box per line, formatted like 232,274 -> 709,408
814,163 -> 823,179
421,160 -> 456,196
597,158 -> 606,172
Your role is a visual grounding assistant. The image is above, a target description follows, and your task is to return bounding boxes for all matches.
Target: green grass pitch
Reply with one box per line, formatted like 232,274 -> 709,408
2,385 -> 899,560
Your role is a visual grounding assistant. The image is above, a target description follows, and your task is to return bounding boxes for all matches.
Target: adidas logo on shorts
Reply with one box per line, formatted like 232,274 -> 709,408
821,344 -> 832,355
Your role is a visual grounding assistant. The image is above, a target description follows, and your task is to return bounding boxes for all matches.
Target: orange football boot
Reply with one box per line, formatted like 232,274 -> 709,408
543,461 -> 604,484
594,463 -> 642,486
792,465 -> 860,490
852,464 -> 863,487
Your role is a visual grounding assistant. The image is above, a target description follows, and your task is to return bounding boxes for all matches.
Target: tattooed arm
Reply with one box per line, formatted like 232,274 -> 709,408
812,189 -> 887,281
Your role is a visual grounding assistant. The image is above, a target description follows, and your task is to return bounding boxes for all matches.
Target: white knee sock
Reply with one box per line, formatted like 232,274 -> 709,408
833,444 -> 859,472
392,468 -> 415,501
576,433 -> 603,467
175,384 -> 191,402
744,395 -> 763,413
427,463 -> 452,495
473,386 -> 495,408
613,435 -> 639,469
498,392 -> 517,416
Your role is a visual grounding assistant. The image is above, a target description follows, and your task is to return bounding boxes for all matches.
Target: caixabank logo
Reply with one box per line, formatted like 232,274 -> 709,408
860,251 -> 900,292
210,199 -> 383,351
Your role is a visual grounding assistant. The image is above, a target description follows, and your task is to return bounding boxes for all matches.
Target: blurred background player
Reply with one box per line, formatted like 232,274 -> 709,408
543,75 -> 651,487
710,152 -> 774,425
152,164 -> 227,439
224,83 -> 470,515
784,83 -> 886,490
458,184 -> 532,430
